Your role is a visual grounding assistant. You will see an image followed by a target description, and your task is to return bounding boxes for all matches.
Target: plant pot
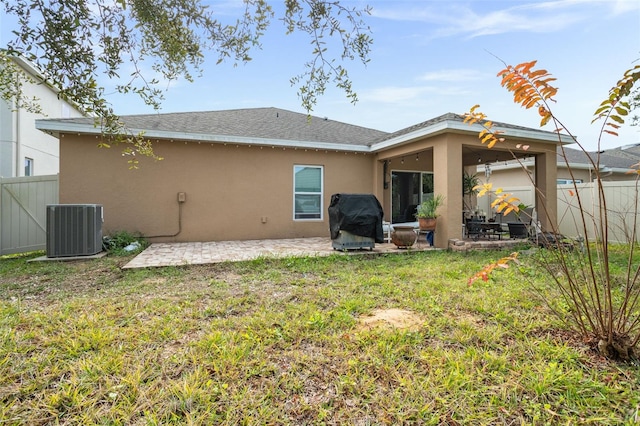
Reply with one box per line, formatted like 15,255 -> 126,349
391,225 -> 416,248
418,217 -> 437,231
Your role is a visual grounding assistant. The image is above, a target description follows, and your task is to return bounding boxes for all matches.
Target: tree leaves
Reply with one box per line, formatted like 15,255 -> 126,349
463,105 -> 504,148
497,60 -> 557,127
1,0 -> 373,165
284,0 -> 372,111
468,252 -> 519,286
592,64 -> 640,137
467,58 -> 640,358
0,52 -> 44,114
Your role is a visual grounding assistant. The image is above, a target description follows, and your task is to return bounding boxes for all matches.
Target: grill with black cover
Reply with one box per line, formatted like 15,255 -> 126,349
328,193 -> 384,250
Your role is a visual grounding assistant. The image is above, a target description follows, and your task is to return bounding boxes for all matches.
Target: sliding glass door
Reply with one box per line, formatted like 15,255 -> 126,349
391,171 -> 434,223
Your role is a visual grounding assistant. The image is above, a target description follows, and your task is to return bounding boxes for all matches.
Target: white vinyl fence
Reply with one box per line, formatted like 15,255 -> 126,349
479,181 -> 640,243
0,175 -> 59,255
556,181 -> 640,243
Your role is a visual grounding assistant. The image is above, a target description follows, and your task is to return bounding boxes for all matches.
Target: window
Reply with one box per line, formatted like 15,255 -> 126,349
557,178 -> 583,184
294,165 -> 323,220
24,158 -> 33,176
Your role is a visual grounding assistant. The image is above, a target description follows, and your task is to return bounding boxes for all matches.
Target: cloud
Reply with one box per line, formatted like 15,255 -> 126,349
609,0 -> 640,14
363,84 -> 473,104
370,0 -> 616,39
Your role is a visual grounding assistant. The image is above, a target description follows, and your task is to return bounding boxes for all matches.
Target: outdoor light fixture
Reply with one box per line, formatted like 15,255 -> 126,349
401,157 -> 404,164
485,163 -> 492,180
415,154 -> 419,161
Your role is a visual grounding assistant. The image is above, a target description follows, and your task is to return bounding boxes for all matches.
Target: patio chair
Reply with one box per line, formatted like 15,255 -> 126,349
465,218 -> 483,241
507,222 -> 529,239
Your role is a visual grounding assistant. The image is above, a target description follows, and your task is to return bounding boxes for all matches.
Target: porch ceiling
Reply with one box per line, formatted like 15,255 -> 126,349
461,145 -> 527,167
380,145 -> 533,168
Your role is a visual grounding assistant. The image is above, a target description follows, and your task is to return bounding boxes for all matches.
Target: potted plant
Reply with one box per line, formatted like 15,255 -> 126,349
416,194 -> 445,231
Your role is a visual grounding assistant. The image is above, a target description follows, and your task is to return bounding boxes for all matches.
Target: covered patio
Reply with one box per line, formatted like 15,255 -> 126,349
370,113 -> 571,248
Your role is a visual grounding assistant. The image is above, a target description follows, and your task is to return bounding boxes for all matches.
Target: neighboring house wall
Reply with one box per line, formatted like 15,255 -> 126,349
556,168 -> 592,183
0,57 -> 84,177
0,101 -> 12,175
59,135 -> 375,242
485,151 -> 636,189
477,157 -> 636,215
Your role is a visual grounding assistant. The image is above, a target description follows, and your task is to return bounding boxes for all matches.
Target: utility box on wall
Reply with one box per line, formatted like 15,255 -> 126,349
46,204 -> 103,257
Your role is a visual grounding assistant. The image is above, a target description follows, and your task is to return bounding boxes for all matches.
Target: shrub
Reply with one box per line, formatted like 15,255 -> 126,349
103,230 -> 148,256
467,60 -> 640,360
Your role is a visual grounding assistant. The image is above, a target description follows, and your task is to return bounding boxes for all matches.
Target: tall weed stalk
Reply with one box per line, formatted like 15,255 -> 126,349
467,60 -> 640,360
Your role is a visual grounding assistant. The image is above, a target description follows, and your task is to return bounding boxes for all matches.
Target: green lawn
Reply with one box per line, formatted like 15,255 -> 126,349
1,250 -> 638,424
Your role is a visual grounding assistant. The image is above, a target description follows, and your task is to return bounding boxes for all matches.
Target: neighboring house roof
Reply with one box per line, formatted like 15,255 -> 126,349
560,144 -> 640,171
484,144 -> 640,178
36,107 -> 574,152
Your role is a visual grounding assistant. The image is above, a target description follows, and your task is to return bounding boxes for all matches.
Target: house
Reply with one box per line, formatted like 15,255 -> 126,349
557,144 -> 640,182
0,56 -> 85,177
475,144 -> 640,211
35,108 -> 573,247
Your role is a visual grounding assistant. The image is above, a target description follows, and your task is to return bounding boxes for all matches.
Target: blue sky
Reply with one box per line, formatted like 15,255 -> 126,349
5,0 -> 640,150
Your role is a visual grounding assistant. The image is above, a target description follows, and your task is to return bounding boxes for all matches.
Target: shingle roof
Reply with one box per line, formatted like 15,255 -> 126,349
560,144 -> 640,169
46,107 -> 389,146
37,107 -> 573,150
378,112 -> 564,143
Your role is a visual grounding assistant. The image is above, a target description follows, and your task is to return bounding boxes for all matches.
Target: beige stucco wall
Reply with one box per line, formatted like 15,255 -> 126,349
59,135 -> 375,242
58,126 -> 561,246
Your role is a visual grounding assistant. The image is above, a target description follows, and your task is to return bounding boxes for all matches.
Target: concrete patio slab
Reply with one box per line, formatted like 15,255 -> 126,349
122,237 -> 436,269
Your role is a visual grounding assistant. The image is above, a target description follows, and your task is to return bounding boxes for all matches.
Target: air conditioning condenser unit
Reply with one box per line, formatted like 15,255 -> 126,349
46,204 -> 103,257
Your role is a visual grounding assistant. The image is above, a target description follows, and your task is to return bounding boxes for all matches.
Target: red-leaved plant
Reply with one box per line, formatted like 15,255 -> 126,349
466,60 -> 640,360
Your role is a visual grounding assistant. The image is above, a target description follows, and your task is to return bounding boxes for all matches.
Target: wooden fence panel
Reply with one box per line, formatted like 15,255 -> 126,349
0,175 -> 59,255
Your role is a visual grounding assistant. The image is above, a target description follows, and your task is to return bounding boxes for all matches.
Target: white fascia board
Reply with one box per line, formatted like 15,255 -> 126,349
478,160 -> 533,172
608,167 -> 633,174
370,120 -> 573,152
35,120 -> 371,153
493,125 -> 575,144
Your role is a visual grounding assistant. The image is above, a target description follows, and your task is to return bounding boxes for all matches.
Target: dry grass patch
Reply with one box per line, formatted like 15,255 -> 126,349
356,308 -> 425,332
